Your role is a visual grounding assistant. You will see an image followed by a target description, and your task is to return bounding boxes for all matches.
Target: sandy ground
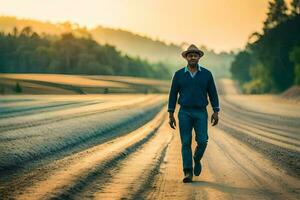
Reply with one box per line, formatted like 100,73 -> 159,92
0,78 -> 299,200
145,115 -> 299,200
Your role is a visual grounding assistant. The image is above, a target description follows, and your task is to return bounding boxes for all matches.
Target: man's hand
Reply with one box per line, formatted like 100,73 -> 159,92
211,112 -> 219,126
168,113 -> 176,129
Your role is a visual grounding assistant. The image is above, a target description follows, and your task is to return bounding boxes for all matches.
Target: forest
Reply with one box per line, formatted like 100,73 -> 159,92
230,0 -> 300,93
0,28 -> 171,79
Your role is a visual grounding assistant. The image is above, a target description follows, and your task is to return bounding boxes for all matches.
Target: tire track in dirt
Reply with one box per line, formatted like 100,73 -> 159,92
0,100 -> 102,119
144,128 -> 198,200
218,97 -> 300,177
206,128 -> 300,200
0,95 -> 160,133
143,115 -> 299,200
1,106 -> 167,199
220,111 -> 300,150
87,117 -> 173,200
220,96 -> 300,130
218,121 -> 300,179
0,96 -> 166,180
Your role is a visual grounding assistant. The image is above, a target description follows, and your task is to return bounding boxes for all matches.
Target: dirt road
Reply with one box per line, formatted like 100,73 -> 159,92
0,79 -> 299,200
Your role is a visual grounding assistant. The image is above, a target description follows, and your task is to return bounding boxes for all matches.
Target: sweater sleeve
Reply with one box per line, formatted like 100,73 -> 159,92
167,72 -> 180,113
207,72 -> 220,113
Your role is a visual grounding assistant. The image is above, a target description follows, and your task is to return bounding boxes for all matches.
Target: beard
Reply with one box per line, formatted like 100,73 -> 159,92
188,61 -> 198,67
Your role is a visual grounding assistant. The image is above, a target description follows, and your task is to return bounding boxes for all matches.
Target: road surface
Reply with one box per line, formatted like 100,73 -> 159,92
0,79 -> 299,200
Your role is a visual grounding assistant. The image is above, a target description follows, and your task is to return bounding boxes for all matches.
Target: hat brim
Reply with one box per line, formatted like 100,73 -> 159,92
182,50 -> 204,58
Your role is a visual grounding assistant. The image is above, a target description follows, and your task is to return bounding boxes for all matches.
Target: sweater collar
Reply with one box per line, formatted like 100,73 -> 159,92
184,63 -> 201,73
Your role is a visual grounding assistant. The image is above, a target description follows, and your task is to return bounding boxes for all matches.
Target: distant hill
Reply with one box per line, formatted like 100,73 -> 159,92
90,26 -> 184,68
0,16 -> 235,78
0,16 -> 70,35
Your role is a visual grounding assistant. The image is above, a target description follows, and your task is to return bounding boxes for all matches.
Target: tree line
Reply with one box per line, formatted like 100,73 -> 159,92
0,27 -> 171,79
230,0 -> 300,94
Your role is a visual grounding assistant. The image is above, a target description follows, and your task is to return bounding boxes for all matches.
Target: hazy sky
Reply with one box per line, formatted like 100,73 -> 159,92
0,0 -> 292,52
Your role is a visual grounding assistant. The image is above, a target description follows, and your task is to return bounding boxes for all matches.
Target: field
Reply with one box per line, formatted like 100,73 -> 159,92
0,73 -> 170,94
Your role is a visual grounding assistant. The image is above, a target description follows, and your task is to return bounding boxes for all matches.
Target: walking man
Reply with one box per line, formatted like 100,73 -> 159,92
168,44 -> 220,183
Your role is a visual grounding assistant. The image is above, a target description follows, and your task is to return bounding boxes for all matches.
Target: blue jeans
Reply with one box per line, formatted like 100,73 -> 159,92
177,106 -> 208,172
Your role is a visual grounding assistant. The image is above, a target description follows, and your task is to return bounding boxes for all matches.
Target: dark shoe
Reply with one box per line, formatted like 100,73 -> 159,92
182,171 -> 193,183
194,158 -> 202,176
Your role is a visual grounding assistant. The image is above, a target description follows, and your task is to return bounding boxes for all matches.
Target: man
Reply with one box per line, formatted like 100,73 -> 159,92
167,44 -> 220,183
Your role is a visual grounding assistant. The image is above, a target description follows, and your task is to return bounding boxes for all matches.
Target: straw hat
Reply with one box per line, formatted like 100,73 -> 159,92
181,44 -> 204,58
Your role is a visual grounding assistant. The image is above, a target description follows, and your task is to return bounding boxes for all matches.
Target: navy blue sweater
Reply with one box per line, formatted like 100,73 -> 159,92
167,65 -> 220,113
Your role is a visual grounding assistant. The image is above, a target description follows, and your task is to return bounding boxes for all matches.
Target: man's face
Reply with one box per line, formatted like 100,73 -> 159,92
185,52 -> 200,67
